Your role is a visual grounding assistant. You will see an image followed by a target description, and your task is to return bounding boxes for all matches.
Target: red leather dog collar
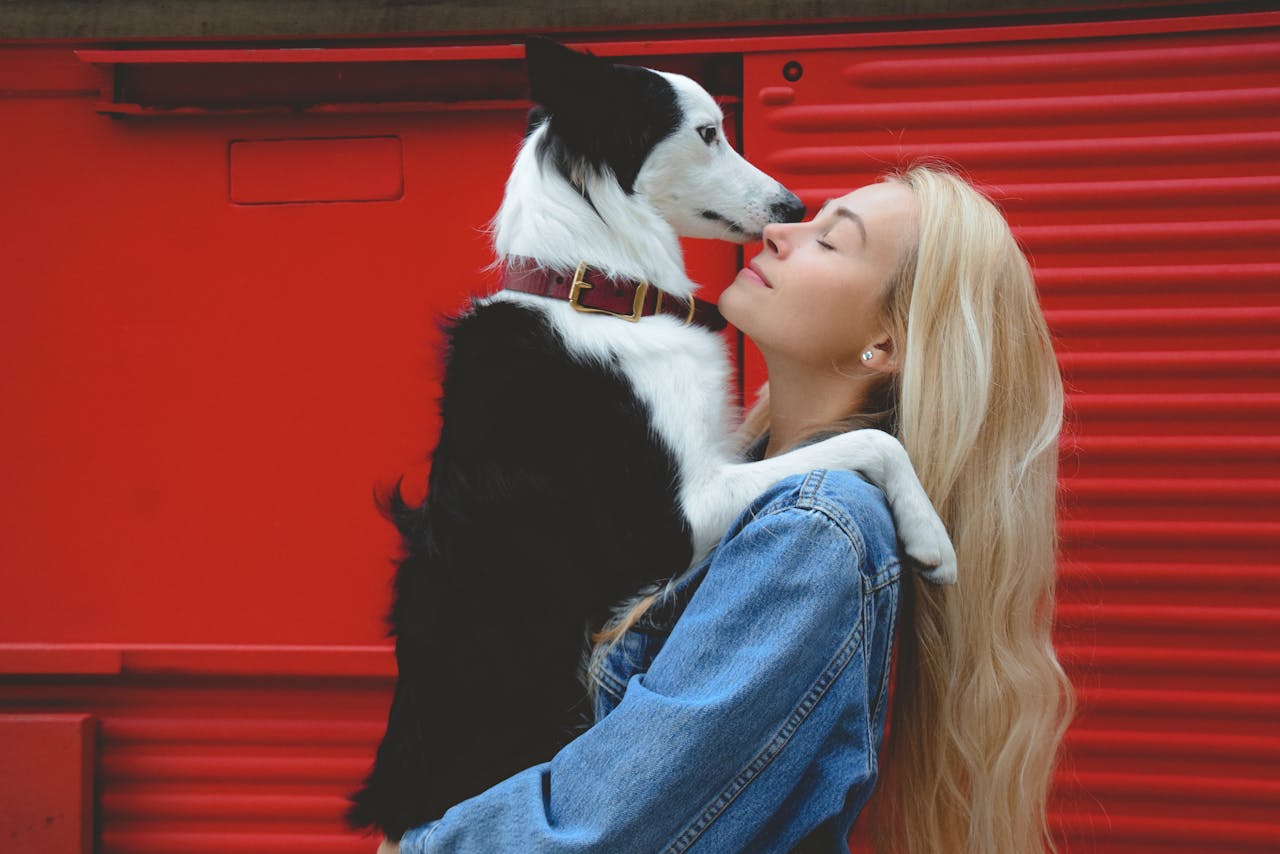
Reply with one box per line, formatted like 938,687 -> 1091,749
500,261 -> 727,332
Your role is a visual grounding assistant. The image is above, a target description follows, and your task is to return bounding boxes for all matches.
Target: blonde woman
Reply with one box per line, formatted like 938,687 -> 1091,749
384,165 -> 1072,853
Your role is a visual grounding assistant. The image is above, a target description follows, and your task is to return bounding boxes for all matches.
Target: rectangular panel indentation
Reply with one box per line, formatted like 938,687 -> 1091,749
229,136 -> 402,205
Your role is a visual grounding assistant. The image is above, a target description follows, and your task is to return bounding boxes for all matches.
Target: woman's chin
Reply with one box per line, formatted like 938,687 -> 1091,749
717,281 -> 748,329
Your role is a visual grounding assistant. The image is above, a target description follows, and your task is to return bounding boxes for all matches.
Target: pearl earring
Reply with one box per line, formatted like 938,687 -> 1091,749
861,350 -> 874,362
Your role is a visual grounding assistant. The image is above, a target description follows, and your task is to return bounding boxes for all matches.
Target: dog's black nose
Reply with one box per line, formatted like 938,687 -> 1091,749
770,192 -> 806,224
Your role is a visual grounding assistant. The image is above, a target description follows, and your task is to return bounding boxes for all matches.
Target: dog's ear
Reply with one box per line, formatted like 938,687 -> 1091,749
523,35 -> 680,194
524,36 -> 614,116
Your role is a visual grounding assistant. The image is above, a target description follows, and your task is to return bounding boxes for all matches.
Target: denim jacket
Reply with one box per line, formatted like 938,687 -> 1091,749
400,469 -> 902,853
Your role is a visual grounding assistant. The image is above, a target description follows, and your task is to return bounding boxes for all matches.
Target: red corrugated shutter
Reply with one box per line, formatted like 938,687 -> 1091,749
3,12 -> 1277,853
743,16 -> 1280,854
0,43 -> 739,853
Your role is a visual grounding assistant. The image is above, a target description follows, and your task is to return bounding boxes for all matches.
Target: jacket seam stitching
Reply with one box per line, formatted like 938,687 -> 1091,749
794,493 -> 901,588
798,469 -> 828,504
863,579 -> 879,770
869,568 -> 901,593
420,820 -> 441,851
803,496 -> 868,556
614,493 -> 889,689
661,602 -> 868,854
869,579 -> 900,727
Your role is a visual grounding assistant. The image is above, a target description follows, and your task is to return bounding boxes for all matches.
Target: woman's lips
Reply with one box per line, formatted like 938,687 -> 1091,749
742,262 -> 772,288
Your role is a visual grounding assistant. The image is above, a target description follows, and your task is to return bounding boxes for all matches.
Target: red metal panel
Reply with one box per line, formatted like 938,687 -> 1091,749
229,137 -> 404,205
0,41 -> 740,852
3,679 -> 386,854
744,16 -> 1280,853
0,46 -> 736,651
0,714 -> 95,854
1,96 -> 493,647
3,11 -> 1278,853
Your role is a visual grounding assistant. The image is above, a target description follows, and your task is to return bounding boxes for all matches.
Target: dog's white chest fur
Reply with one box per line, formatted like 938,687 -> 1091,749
486,291 -> 737,538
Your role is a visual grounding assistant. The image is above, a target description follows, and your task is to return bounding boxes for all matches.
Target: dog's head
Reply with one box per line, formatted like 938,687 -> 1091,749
525,37 -> 804,242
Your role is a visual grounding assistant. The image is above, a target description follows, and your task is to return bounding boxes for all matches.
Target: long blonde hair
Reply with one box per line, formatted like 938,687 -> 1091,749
595,165 -> 1072,852
865,165 -> 1072,853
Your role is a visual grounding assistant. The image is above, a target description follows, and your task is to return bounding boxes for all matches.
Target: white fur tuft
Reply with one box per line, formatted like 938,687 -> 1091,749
492,122 -> 698,298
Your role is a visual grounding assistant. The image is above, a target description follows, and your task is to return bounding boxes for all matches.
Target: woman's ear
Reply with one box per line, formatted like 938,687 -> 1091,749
862,334 -> 901,375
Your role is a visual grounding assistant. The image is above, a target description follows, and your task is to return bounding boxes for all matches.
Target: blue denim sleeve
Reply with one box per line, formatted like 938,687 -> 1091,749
400,471 -> 897,854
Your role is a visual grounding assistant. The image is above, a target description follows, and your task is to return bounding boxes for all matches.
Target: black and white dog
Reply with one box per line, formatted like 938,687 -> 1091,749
349,38 -> 955,840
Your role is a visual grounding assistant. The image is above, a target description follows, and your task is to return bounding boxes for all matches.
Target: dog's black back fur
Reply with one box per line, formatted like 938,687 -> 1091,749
348,301 -> 693,838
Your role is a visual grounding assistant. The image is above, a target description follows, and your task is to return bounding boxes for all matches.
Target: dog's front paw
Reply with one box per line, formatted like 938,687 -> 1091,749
895,494 -> 957,586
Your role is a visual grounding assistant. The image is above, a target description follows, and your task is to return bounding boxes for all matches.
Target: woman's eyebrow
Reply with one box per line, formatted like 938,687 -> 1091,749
825,205 -> 867,245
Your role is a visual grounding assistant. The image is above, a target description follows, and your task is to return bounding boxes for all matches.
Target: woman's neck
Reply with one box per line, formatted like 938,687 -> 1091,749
762,355 -> 874,459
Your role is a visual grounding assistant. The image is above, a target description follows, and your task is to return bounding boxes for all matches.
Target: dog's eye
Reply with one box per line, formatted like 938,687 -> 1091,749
698,126 -> 718,145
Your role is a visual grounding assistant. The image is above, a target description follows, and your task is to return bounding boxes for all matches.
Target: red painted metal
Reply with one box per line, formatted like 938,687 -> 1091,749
229,137 -> 405,205
0,644 -> 396,678
743,16 -> 1280,852
0,38 -> 737,854
1,9 -> 1278,853
0,55 -> 735,651
0,715 -> 95,854
3,680 -> 386,853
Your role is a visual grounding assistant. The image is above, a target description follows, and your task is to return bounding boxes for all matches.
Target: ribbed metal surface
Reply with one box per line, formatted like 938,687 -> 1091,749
3,678 -> 390,853
746,18 -> 1280,853
2,15 -> 1277,854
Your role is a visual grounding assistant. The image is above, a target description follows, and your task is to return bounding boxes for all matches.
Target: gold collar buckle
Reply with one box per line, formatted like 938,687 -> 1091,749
568,261 -> 649,322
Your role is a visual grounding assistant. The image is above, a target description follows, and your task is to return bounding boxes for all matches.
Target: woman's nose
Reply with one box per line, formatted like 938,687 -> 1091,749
762,222 -> 790,256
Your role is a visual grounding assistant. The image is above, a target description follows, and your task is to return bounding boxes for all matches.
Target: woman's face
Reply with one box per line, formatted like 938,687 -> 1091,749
719,181 -> 917,370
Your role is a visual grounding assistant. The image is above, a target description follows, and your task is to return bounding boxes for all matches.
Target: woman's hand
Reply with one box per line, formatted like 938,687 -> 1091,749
377,839 -> 400,854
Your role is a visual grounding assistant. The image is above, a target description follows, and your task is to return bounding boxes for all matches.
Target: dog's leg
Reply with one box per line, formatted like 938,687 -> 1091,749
685,429 -> 956,584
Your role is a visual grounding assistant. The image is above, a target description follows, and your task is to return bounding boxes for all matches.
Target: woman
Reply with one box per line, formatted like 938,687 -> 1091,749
385,165 -> 1073,853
